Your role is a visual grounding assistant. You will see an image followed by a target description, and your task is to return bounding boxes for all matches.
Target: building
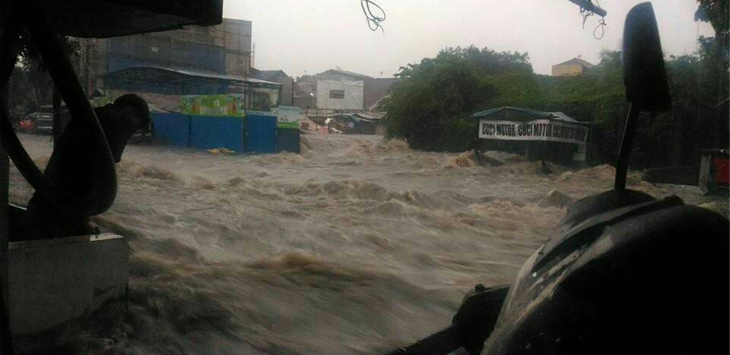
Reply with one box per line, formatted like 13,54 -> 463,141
329,112 -> 386,135
363,78 -> 398,110
315,69 -> 369,111
251,69 -> 294,106
551,57 -> 595,77
75,18 -> 253,109
295,69 -> 398,112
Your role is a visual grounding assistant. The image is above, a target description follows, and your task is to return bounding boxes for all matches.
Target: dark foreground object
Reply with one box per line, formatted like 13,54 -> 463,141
390,190 -> 729,355
7,233 -> 128,352
482,189 -> 729,354
9,95 -> 149,241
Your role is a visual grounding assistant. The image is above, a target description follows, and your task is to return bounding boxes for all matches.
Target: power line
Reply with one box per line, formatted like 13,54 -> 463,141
577,0 -> 607,40
361,0 -> 386,32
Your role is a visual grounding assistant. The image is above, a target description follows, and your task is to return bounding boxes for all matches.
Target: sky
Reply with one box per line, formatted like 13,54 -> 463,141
223,0 -> 715,78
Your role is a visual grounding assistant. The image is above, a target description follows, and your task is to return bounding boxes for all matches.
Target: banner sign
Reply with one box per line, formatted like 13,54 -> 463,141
181,94 -> 246,117
273,106 -> 301,129
479,119 -> 588,145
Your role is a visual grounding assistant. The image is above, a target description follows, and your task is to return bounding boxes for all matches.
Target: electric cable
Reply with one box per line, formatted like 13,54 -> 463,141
361,0 -> 386,32
579,0 -> 607,39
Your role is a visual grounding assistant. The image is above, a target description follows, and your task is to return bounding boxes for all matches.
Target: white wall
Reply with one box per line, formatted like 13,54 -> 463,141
316,79 -> 364,110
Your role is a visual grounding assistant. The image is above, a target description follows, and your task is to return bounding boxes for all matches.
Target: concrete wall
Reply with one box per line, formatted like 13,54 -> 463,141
279,77 -> 294,106
363,78 -> 397,110
316,79 -> 364,111
9,234 -> 128,339
264,75 -> 293,106
293,96 -> 316,111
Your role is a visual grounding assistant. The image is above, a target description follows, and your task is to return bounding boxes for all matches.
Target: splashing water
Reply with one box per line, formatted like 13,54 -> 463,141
9,133 -> 726,354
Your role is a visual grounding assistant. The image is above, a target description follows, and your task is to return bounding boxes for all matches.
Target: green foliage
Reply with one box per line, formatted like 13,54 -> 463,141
5,33 -> 80,121
383,46 -> 529,151
7,61 -> 53,121
695,0 -> 728,37
383,46 -> 503,150
385,37 -> 728,167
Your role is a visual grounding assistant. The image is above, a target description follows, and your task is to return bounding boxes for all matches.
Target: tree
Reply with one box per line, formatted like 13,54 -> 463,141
383,46 -> 534,151
5,28 -> 79,142
695,0 -> 729,38
384,47 -> 523,151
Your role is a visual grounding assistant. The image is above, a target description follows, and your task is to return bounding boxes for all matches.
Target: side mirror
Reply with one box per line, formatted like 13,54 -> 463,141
615,2 -> 671,190
622,2 -> 671,112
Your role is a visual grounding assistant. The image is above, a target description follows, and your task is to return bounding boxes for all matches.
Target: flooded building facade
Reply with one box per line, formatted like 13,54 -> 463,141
75,18 -> 253,109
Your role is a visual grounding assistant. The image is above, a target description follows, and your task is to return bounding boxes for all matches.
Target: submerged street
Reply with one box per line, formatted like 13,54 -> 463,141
9,133 -> 727,354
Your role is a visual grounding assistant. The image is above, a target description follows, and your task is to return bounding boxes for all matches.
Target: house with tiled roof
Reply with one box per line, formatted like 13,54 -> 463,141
551,56 -> 596,77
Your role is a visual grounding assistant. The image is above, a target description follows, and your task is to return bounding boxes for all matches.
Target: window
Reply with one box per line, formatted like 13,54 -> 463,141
329,89 -> 345,99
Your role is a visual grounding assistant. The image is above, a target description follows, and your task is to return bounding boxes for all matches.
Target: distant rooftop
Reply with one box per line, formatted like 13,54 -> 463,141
553,57 -> 596,69
473,106 -> 591,125
318,69 -> 372,80
104,66 -> 281,90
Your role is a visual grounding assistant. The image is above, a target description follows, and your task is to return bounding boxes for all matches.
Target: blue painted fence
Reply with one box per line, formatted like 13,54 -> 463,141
150,113 -> 190,147
190,116 -> 245,152
245,114 -> 277,153
151,113 -> 282,154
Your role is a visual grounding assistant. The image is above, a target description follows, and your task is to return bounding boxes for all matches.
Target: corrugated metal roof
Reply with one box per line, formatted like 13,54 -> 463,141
319,69 -> 372,80
252,69 -> 290,81
472,106 -> 590,124
104,66 -> 281,89
354,112 -> 385,120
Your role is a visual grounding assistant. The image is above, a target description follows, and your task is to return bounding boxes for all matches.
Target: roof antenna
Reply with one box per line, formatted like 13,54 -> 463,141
615,2 -> 671,191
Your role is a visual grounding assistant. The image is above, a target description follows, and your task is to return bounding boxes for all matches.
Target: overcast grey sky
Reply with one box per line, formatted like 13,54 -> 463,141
223,1 -> 715,78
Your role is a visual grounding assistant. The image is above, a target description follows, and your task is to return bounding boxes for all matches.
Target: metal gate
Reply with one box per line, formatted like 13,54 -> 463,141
245,114 -> 276,153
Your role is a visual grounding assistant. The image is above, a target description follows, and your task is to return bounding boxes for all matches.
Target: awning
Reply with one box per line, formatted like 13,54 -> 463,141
332,112 -> 385,124
2,0 -> 224,38
474,106 -> 590,145
473,106 -> 589,125
103,66 -> 282,90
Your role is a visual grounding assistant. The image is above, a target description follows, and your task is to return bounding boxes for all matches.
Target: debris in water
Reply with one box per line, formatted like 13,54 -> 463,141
207,147 -> 235,155
538,189 -> 574,209
699,201 -> 730,218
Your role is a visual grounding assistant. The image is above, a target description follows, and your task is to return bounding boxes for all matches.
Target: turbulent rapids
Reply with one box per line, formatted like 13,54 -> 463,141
9,133 -> 727,355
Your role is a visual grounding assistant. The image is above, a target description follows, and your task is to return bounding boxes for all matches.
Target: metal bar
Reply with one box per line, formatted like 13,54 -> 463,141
52,86 -> 62,149
0,12 -> 19,355
0,0 -> 117,216
615,102 -> 640,190
568,0 -> 607,17
0,94 -> 13,355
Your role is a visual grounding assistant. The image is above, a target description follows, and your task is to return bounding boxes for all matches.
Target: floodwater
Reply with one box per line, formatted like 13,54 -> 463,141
9,133 -> 727,354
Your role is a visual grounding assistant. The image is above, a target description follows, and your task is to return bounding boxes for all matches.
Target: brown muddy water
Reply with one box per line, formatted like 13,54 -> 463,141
9,133 -> 727,354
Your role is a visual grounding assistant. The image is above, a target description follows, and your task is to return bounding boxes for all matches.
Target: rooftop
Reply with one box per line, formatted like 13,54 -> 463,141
319,69 -> 372,80
104,66 -> 281,90
472,106 -> 591,125
553,57 -> 596,69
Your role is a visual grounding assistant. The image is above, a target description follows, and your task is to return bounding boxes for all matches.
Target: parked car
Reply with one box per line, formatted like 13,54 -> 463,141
17,117 -> 36,133
33,112 -> 54,135
20,112 -> 53,134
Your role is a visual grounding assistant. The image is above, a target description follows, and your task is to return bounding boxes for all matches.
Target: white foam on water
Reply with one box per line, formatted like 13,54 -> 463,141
9,133 -> 727,354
